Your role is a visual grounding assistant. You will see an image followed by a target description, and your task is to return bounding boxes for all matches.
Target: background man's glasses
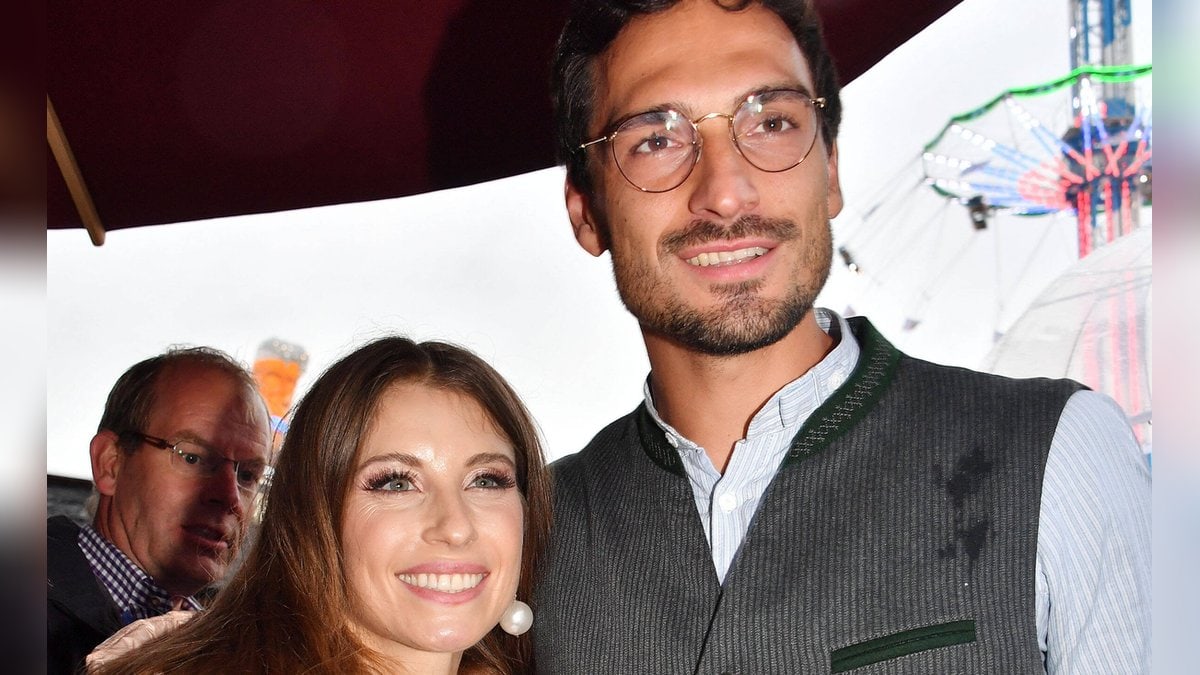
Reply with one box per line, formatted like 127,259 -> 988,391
579,88 -> 826,193
122,431 -> 270,495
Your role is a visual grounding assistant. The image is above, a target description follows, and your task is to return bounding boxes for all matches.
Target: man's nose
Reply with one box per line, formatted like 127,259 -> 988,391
204,460 -> 246,513
686,118 -> 760,220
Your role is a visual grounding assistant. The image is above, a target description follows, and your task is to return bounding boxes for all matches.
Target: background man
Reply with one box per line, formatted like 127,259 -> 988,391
47,347 -> 271,674
534,1 -> 1150,672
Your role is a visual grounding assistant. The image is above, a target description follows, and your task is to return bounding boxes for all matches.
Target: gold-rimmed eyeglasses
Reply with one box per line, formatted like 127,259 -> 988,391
123,430 -> 271,495
578,88 -> 826,193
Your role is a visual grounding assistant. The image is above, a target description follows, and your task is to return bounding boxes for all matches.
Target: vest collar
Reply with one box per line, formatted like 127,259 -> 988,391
636,317 -> 902,474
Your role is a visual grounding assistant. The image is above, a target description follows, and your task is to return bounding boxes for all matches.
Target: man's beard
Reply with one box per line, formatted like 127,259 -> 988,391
610,215 -> 832,356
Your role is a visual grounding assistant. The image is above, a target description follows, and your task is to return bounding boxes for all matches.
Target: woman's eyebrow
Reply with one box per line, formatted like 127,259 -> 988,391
356,452 -> 423,470
466,452 -> 516,469
355,451 -> 514,470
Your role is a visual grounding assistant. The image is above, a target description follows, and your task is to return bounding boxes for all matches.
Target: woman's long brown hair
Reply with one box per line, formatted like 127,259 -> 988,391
97,337 -> 552,674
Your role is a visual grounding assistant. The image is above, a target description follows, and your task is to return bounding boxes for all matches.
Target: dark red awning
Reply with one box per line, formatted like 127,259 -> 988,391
48,1 -> 963,235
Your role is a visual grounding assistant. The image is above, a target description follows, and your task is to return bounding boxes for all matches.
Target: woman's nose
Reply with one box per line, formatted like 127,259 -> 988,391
422,491 -> 478,547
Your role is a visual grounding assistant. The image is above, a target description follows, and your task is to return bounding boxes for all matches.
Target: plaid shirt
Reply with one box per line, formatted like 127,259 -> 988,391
77,523 -> 201,625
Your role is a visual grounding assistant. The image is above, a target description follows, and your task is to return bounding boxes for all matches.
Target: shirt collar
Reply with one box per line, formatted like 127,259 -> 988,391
77,523 -> 202,624
643,308 -> 861,450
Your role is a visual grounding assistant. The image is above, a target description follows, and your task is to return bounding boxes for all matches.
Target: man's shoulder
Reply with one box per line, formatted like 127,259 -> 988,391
553,405 -> 642,464
548,405 -> 655,496
896,353 -> 1084,404
48,513 -> 83,537
47,516 -> 85,565
47,516 -> 96,587
46,516 -> 122,667
47,516 -> 113,613
843,315 -> 1082,425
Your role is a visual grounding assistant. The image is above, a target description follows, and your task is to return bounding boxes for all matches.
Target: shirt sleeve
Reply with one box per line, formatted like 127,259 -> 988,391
1035,389 -> 1151,674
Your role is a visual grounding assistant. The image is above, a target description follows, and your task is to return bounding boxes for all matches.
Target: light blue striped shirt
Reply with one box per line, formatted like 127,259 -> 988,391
644,308 -> 1151,673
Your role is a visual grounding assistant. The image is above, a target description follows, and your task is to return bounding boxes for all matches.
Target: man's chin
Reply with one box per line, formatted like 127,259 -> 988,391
647,297 -> 810,356
678,324 -> 796,356
182,554 -> 231,583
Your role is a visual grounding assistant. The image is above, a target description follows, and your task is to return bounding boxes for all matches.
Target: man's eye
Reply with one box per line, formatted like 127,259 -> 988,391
751,114 -> 796,134
237,466 -> 265,485
181,453 -> 203,466
632,133 -> 679,154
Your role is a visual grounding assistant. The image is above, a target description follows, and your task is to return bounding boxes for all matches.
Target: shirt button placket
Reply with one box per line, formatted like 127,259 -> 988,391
718,492 -> 738,513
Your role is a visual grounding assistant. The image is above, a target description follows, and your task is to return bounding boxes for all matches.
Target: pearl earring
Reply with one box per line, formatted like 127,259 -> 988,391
499,599 -> 533,636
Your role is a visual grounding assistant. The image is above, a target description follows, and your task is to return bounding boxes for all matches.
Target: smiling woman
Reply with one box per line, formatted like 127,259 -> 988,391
340,384 -> 528,668
90,337 -> 552,675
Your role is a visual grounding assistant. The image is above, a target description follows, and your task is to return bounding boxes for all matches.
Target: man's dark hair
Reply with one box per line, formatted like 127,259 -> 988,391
97,346 -> 259,452
552,0 -> 842,198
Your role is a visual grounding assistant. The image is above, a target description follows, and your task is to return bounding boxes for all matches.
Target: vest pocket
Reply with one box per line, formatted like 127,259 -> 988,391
830,619 -> 976,673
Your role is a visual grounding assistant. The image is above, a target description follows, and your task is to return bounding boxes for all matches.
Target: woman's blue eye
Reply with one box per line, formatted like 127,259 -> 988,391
471,472 -> 516,490
366,472 -> 415,492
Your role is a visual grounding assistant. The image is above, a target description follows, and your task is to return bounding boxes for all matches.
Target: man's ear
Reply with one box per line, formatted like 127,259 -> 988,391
90,430 -> 123,497
825,140 -> 843,219
566,179 -> 608,257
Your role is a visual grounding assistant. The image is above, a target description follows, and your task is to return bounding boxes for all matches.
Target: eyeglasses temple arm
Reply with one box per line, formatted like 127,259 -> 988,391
578,137 -> 610,151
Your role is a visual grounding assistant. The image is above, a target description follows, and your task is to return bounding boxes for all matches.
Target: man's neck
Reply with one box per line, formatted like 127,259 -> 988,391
92,504 -> 200,601
643,312 -> 834,472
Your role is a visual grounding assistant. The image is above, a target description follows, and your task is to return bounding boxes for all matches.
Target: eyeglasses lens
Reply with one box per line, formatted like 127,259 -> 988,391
609,91 -> 819,192
169,441 -> 266,493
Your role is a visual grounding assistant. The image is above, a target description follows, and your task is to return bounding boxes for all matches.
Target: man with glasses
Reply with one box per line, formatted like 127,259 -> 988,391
534,1 -> 1150,672
47,347 -> 271,674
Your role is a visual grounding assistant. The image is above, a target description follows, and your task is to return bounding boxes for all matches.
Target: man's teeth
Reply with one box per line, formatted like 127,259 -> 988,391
686,247 -> 768,267
192,527 -> 223,541
398,573 -> 485,593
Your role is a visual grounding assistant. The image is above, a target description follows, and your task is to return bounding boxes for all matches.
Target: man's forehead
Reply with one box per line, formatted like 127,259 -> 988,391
592,1 -> 814,129
150,364 -> 264,425
153,362 -> 237,399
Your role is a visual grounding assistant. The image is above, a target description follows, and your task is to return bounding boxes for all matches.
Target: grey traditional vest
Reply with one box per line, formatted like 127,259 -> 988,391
533,318 -> 1081,674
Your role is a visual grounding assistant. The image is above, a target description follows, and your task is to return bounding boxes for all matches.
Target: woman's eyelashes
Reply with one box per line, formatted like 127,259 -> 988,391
359,467 -> 517,493
469,470 -> 517,490
363,469 -> 417,492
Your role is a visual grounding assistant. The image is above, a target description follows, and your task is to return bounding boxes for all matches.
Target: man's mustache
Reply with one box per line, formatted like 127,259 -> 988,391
661,215 -> 798,253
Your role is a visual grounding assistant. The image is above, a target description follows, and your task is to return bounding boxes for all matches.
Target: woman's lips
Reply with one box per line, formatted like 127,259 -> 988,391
397,572 -> 485,593
396,564 -> 490,604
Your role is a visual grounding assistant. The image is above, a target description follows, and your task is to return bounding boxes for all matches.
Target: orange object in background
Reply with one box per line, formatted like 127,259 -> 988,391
254,358 -> 302,419
251,338 -> 308,452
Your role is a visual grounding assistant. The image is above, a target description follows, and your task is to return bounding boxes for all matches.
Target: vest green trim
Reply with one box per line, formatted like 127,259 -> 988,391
636,403 -> 686,476
830,619 -> 977,672
783,316 -> 901,466
635,317 -> 903,475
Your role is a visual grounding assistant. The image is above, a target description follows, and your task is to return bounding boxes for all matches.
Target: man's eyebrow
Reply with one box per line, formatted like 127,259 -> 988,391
743,81 -> 816,101
173,430 -> 266,462
602,81 -> 817,130
599,101 -> 686,134
171,430 -> 218,451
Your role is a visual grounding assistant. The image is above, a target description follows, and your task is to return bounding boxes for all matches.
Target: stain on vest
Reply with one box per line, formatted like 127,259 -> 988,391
934,448 -> 995,562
